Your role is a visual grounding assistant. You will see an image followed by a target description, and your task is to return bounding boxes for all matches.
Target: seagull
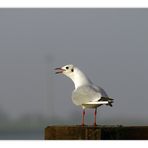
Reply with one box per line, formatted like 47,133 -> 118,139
54,64 -> 114,126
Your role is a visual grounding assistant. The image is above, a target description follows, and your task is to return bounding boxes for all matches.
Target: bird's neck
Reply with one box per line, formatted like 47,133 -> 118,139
69,68 -> 91,89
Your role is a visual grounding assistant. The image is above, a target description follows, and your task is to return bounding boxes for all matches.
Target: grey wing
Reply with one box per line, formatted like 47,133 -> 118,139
92,85 -> 114,107
72,85 -> 101,106
92,85 -> 108,97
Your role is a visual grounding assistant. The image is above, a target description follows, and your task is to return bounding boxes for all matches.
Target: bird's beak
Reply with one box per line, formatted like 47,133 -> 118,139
54,67 -> 65,74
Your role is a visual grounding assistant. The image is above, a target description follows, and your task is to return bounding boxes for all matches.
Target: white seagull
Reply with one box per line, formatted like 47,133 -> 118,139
55,64 -> 114,126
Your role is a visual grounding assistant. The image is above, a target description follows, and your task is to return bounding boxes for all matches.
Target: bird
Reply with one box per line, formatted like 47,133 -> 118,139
54,64 -> 114,126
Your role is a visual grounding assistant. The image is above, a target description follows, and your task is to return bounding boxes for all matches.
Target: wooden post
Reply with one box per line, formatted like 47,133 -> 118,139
45,125 -> 101,140
45,125 -> 148,140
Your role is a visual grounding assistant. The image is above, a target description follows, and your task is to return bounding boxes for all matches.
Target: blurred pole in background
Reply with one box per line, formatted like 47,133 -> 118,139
44,53 -> 55,122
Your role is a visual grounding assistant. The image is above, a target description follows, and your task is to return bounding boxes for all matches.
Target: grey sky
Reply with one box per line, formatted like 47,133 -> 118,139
0,9 -> 148,125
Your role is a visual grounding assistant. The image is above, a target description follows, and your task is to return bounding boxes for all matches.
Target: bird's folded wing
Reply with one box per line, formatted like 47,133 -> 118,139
84,101 -> 108,105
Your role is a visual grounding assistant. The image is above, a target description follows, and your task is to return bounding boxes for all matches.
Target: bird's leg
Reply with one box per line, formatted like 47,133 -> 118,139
82,109 -> 85,126
94,108 -> 97,126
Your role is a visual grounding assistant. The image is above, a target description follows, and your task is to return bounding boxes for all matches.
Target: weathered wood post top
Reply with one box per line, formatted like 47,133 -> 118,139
45,125 -> 101,140
45,125 -> 148,140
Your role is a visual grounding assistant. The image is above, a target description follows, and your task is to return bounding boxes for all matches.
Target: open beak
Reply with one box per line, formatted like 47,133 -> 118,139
54,67 -> 65,74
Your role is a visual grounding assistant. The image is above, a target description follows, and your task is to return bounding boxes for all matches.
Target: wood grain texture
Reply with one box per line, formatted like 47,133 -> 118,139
45,125 -> 148,140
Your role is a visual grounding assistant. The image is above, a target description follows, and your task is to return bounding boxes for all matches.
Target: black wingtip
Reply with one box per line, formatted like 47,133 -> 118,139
100,97 -> 114,107
108,102 -> 113,107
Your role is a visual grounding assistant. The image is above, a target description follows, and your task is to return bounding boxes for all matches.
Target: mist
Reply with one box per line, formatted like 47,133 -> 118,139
0,9 -> 148,139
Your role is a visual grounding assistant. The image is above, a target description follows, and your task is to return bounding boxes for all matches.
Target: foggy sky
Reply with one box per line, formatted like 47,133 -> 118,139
0,9 -> 148,125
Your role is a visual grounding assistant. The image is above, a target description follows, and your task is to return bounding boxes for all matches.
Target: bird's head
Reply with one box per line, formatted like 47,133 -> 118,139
54,64 -> 75,78
54,64 -> 91,89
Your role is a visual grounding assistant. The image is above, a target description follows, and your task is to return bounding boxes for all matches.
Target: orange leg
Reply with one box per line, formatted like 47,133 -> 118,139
82,109 -> 85,126
94,108 -> 97,126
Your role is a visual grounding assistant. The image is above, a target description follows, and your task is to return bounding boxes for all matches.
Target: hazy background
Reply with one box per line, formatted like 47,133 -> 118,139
0,8 -> 148,139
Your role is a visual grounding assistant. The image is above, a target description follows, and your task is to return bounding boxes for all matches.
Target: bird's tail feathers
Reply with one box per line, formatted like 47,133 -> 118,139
100,97 -> 114,107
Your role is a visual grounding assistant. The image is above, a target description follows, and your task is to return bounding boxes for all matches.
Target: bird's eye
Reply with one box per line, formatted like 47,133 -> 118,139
66,66 -> 69,69
71,69 -> 74,72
